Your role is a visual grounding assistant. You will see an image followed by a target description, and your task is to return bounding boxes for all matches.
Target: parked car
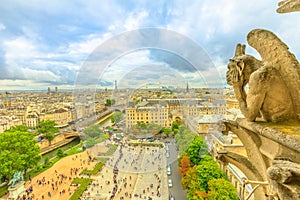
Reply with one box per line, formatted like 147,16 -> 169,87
167,164 -> 171,175
168,179 -> 173,187
170,194 -> 175,200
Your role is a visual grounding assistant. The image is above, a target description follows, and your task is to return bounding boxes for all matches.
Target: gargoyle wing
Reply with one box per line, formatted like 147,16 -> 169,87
277,0 -> 300,13
247,29 -> 300,119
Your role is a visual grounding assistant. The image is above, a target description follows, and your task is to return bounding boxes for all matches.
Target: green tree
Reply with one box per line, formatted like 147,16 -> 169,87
208,178 -> 238,200
181,166 -> 198,190
44,156 -> 50,165
0,131 -> 41,180
5,125 -> 28,133
85,137 -> 97,148
96,133 -> 110,143
105,99 -> 115,106
37,120 -> 58,144
162,127 -> 171,137
174,125 -> 197,155
187,136 -> 209,166
171,121 -> 179,131
111,112 -> 123,124
178,153 -> 191,177
195,155 -> 227,192
45,133 -> 54,145
56,148 -> 65,158
173,129 -> 178,135
84,124 -> 102,138
187,190 -> 205,200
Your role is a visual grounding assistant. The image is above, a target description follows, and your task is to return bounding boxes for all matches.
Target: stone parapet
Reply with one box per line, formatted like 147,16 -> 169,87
220,118 -> 300,200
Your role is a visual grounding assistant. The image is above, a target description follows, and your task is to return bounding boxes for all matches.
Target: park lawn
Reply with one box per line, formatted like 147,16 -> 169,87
80,158 -> 108,175
0,185 -> 8,198
97,144 -> 118,156
69,178 -> 93,200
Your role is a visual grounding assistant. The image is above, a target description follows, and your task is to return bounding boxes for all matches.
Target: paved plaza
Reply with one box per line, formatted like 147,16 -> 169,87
2,151 -> 97,200
2,141 -> 169,200
83,143 -> 169,200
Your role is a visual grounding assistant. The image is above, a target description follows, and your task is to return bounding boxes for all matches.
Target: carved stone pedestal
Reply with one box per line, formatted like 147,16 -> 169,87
8,181 -> 25,200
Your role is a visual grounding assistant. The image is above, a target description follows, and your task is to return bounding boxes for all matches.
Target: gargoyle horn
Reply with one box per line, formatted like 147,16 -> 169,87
234,44 -> 246,57
234,44 -> 243,57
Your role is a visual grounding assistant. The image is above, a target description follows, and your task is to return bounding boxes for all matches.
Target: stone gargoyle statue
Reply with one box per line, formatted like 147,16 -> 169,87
267,158 -> 300,199
226,29 -> 300,122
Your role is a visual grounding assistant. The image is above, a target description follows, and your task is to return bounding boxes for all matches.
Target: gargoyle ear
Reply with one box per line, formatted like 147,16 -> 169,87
237,60 -> 245,76
234,44 -> 242,56
241,44 -> 246,55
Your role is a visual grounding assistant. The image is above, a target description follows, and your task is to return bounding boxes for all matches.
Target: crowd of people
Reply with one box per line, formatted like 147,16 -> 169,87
12,140 -> 168,200
83,143 -> 168,200
14,151 -> 96,200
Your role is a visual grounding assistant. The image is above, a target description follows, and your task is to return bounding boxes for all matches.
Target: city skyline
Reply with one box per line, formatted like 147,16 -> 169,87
1,0 -> 300,90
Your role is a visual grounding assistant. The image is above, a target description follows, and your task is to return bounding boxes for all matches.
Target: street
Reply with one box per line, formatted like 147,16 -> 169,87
166,142 -> 187,200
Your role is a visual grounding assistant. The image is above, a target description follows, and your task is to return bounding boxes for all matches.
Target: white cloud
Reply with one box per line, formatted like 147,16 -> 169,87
1,0 -> 300,90
4,36 -> 38,63
100,50 -> 156,84
67,33 -> 113,56
22,68 -> 61,82
123,11 -> 148,30
0,23 -> 5,30
108,11 -> 149,32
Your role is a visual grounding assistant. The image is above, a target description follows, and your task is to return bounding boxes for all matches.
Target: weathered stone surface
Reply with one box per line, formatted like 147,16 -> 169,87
222,119 -> 300,199
226,30 -> 300,123
222,4 -> 300,199
267,159 -> 300,200
277,0 -> 300,13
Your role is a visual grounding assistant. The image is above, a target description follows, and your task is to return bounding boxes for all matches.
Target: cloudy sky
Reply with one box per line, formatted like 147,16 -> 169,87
1,0 -> 300,90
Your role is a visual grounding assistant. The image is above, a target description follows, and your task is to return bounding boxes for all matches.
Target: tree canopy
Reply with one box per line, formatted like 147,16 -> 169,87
181,166 -> 198,190
5,125 -> 28,133
161,127 -> 172,136
105,99 -> 115,106
37,120 -> 58,134
187,136 -> 209,166
171,121 -> 180,131
84,124 -> 102,138
195,155 -> 227,192
207,178 -> 239,200
37,120 -> 58,144
178,153 -> 191,177
85,137 -> 97,148
111,112 -> 123,124
174,125 -> 197,155
131,123 -> 162,135
176,132 -> 236,200
0,131 -> 41,180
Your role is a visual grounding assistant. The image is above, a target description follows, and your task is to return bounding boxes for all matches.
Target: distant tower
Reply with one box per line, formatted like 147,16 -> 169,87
55,86 -> 58,94
4,91 -> 11,108
186,81 -> 189,92
115,80 -> 117,90
47,87 -> 51,95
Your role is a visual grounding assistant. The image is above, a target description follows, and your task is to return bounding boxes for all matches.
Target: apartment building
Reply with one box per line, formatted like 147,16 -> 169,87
0,116 -> 22,133
40,107 -> 73,127
125,101 -> 169,129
